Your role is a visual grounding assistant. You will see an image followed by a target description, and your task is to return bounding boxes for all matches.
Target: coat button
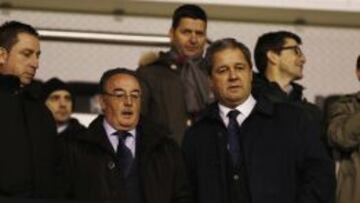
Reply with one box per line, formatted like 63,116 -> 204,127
170,64 -> 177,70
108,161 -> 115,170
233,174 -> 240,180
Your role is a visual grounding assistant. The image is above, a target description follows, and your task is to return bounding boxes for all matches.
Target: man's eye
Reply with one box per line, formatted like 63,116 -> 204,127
115,93 -> 125,98
216,67 -> 227,73
131,93 -> 140,99
22,52 -> 31,57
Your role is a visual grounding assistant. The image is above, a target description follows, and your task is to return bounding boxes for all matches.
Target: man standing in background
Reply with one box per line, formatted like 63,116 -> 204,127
253,31 -> 321,121
137,4 -> 213,144
0,21 -> 57,199
326,55 -> 360,203
43,77 -> 85,138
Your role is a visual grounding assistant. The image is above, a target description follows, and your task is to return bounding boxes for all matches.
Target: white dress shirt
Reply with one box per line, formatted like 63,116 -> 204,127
218,95 -> 257,127
103,119 -> 136,157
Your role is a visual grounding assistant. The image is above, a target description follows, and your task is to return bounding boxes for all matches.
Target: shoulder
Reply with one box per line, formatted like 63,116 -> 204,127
137,51 -> 172,75
335,92 -> 359,103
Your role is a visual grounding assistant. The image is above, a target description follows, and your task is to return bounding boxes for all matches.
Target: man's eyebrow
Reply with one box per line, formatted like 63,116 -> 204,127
112,88 -> 125,92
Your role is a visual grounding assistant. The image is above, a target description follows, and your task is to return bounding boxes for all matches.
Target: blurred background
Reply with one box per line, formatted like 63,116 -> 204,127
1,0 -> 359,124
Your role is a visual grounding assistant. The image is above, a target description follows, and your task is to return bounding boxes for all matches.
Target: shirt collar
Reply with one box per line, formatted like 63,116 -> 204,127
218,94 -> 256,121
103,119 -> 136,138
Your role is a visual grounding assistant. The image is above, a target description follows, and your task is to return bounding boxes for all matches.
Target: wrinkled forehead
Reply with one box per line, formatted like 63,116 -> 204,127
105,73 -> 141,93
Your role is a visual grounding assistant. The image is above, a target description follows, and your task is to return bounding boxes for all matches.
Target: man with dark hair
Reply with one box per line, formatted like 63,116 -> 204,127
326,55 -> 360,203
253,31 -> 321,112
43,77 -> 85,138
61,68 -> 192,203
183,38 -> 335,203
0,21 -> 57,198
137,4 -> 213,144
253,30 -> 323,140
253,31 -> 305,102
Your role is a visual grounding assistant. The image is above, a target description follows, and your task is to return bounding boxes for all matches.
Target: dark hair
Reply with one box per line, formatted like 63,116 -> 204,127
99,68 -> 139,93
254,31 -> 302,74
204,38 -> 252,75
0,21 -> 39,52
357,55 -> 360,71
172,4 -> 207,29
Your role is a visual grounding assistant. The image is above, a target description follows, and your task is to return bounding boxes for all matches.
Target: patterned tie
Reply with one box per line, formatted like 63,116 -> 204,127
227,110 -> 241,169
115,131 -> 133,177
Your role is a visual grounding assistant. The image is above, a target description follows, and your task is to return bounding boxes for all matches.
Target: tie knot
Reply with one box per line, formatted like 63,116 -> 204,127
227,110 -> 240,119
113,131 -> 132,141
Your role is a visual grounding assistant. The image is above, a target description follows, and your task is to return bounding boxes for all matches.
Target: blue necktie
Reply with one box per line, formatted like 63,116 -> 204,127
115,131 -> 133,177
227,110 -> 241,169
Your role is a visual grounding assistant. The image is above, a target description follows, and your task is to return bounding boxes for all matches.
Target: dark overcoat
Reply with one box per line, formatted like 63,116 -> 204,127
0,75 -> 57,198
61,115 -> 192,203
183,99 -> 335,203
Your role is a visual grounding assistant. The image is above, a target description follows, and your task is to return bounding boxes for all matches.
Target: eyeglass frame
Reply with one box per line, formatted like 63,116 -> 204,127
275,45 -> 304,56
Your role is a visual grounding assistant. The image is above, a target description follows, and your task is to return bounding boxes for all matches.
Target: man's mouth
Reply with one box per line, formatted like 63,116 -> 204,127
121,111 -> 133,116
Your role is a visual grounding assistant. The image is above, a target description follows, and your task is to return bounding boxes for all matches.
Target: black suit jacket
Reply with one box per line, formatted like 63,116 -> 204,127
183,98 -> 335,203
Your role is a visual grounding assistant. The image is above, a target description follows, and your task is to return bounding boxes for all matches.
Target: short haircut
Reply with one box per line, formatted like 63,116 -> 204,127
254,31 -> 302,74
99,68 -> 140,93
357,55 -> 360,71
0,21 -> 39,52
172,4 -> 207,29
204,38 -> 252,75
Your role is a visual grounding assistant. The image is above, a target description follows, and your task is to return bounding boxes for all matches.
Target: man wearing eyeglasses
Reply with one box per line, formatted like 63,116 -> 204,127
253,31 -> 323,132
60,68 -> 192,203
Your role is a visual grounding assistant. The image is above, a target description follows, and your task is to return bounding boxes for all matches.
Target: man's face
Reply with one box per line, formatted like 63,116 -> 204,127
46,90 -> 73,125
0,33 -> 40,86
169,17 -> 207,59
100,73 -> 141,131
276,37 -> 306,81
210,48 -> 253,108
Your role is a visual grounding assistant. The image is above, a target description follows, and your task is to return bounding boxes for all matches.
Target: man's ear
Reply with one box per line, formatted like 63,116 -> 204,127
0,47 -> 8,66
208,75 -> 214,91
266,50 -> 279,65
98,95 -> 106,112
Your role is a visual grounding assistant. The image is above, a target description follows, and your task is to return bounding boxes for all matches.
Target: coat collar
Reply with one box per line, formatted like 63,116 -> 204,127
0,74 -> 42,99
76,115 -> 172,154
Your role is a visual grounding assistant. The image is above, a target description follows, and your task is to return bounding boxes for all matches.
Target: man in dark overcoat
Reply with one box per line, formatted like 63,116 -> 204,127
182,38 -> 335,203
61,68 -> 192,203
0,21 -> 57,199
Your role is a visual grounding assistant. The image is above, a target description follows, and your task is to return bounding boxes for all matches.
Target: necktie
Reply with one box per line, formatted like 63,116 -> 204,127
227,110 -> 241,169
115,131 -> 133,177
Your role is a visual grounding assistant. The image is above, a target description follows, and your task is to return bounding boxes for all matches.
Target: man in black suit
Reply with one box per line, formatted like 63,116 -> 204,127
0,21 -> 57,199
61,68 -> 191,203
182,38 -> 335,203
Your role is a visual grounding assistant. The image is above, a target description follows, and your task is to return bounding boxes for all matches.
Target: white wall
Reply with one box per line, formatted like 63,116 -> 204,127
1,8 -> 359,103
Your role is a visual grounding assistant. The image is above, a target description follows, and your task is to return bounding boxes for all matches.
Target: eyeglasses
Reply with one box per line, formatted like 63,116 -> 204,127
102,91 -> 141,101
278,46 -> 303,56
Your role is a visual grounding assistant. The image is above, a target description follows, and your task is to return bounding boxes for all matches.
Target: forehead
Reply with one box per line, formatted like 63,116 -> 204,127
213,48 -> 249,66
10,33 -> 40,51
176,17 -> 206,31
105,73 -> 140,91
48,90 -> 71,97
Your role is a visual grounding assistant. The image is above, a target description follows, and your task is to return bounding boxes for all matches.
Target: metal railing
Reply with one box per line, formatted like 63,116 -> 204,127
38,29 -> 170,46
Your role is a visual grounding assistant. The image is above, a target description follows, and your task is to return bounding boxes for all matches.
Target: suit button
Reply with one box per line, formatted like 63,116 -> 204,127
170,64 -> 177,70
108,161 -> 115,170
233,174 -> 239,180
